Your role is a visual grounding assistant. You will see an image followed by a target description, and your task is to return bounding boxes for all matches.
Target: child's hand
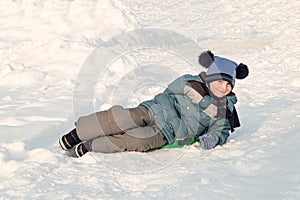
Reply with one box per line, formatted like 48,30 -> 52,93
198,134 -> 219,150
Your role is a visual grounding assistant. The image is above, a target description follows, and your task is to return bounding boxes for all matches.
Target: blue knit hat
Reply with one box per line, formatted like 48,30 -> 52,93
198,51 -> 249,87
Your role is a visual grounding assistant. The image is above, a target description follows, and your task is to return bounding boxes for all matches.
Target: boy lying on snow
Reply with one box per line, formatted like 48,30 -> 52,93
59,51 -> 249,157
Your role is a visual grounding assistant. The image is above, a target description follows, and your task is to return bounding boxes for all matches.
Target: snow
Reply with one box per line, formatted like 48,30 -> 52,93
0,0 -> 299,199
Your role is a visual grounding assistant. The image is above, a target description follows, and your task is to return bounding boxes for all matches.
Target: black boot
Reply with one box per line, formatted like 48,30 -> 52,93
59,129 -> 81,150
74,142 -> 90,157
65,142 -> 90,158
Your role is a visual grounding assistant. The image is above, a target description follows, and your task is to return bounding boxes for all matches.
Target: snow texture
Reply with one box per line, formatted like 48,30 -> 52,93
0,0 -> 299,199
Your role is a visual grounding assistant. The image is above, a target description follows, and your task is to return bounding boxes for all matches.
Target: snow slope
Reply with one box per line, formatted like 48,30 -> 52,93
0,0 -> 299,199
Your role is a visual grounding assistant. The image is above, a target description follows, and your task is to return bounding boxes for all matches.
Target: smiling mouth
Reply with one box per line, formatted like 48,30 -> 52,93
217,89 -> 226,93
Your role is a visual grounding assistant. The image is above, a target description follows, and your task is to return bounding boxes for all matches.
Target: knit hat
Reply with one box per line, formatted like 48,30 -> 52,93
198,51 -> 249,87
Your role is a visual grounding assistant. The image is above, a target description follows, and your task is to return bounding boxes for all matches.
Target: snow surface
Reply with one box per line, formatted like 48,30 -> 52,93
0,0 -> 299,199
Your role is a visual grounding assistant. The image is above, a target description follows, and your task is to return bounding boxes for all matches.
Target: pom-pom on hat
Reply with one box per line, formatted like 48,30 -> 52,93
198,51 -> 249,87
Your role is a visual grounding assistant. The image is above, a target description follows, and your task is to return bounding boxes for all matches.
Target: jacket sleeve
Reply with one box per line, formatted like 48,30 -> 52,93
163,75 -> 189,95
203,118 -> 231,148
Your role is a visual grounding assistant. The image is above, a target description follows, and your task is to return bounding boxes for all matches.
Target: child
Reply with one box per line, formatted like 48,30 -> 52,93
59,51 -> 249,157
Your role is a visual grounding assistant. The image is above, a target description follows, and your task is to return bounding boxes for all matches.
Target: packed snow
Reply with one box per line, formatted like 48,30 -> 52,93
0,0 -> 299,199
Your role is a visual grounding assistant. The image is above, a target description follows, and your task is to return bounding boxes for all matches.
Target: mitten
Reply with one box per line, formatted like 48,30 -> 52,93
199,134 -> 219,149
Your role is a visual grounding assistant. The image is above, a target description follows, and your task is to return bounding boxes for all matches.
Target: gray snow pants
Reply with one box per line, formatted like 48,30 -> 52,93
76,105 -> 167,153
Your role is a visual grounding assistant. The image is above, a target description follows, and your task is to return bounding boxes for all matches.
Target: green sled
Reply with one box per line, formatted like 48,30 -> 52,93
160,136 -> 196,149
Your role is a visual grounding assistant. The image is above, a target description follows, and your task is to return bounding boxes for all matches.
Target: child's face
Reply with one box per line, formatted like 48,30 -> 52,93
209,80 -> 232,98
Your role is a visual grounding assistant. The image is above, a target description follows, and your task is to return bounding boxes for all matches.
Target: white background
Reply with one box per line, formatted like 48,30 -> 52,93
0,0 -> 299,199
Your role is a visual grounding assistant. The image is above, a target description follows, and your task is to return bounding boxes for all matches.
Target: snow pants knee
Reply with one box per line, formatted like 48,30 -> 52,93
75,105 -> 167,153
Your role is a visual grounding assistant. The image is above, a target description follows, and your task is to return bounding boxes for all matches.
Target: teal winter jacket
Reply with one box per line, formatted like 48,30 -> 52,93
140,73 -> 238,147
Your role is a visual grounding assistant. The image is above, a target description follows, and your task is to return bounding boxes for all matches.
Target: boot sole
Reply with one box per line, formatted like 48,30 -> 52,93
74,144 -> 82,157
59,136 -> 69,151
